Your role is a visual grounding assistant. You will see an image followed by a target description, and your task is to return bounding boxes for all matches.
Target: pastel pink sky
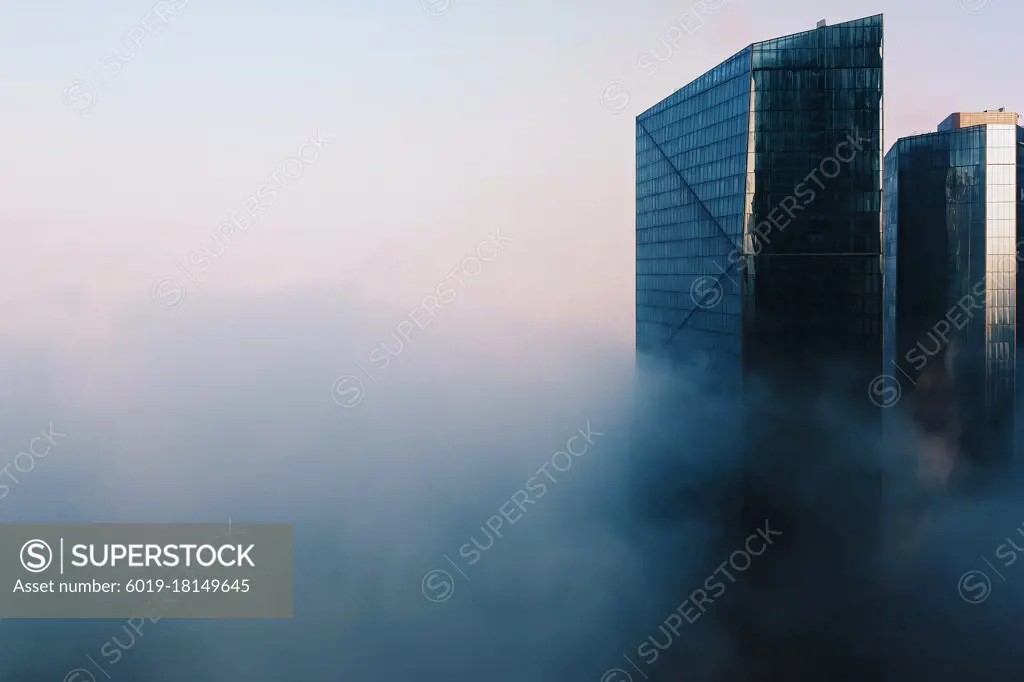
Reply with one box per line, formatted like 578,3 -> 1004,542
0,0 -> 1019,348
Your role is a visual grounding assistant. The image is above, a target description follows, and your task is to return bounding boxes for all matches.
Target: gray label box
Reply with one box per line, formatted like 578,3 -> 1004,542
0,524 -> 292,618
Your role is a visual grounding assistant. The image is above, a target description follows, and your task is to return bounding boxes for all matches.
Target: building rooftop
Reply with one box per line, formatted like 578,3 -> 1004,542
937,109 -> 1020,131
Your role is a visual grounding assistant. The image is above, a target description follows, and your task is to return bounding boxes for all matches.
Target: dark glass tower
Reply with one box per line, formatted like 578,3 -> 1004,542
883,114 -> 1022,464
634,17 -> 885,682
635,15 -> 884,397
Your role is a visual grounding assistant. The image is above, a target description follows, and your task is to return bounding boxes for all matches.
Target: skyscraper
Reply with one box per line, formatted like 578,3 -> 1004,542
883,111 -> 1023,464
633,18 -> 886,680
635,15 -> 884,396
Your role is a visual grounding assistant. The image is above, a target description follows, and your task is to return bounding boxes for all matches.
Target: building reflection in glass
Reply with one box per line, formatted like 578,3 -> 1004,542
883,115 -> 1022,464
636,15 -> 883,398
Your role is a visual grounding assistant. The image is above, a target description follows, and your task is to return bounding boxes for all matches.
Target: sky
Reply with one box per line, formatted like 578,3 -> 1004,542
1,1 -> 1023,679
0,0 -> 1021,345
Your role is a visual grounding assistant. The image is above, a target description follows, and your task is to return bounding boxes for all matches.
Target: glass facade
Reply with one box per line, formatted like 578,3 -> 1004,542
883,144 -> 899,400
635,48 -> 751,387
1018,125 -> 1024,432
883,123 -> 1022,462
744,15 -> 883,391
636,15 -> 884,395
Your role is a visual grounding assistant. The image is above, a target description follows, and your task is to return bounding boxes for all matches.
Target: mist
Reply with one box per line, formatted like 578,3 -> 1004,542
0,284 -> 674,681
1,285 -> 1023,681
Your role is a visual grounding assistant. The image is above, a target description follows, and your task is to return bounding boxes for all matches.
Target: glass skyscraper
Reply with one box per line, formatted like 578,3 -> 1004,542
636,15 -> 884,395
634,17 -> 885,679
883,112 -> 1023,463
